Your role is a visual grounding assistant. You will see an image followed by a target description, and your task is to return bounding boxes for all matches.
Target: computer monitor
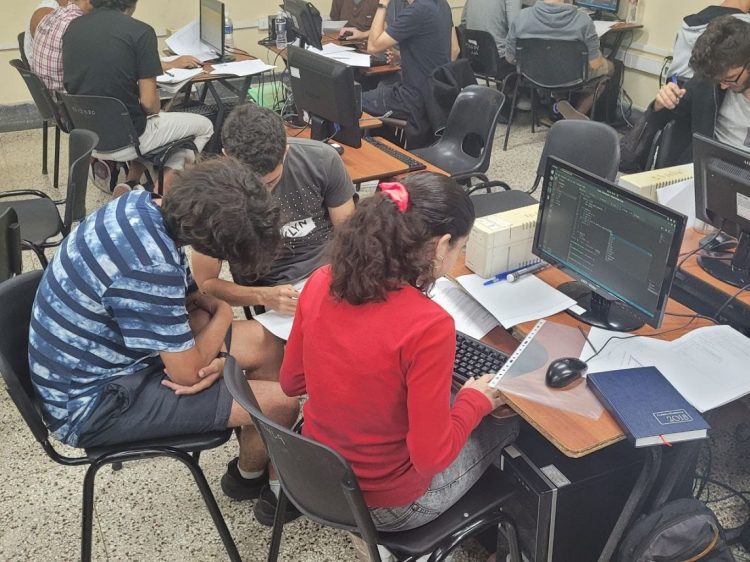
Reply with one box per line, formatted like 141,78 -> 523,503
200,0 -> 233,62
288,45 -> 362,148
284,0 -> 323,50
533,158 -> 687,331
693,134 -> 750,288
574,0 -> 620,16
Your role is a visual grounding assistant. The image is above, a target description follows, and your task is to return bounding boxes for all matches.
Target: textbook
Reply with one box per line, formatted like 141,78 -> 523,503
618,164 -> 694,201
587,366 -> 710,447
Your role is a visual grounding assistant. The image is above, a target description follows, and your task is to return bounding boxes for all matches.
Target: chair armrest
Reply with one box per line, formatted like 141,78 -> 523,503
0,190 -> 52,201
467,181 -> 511,195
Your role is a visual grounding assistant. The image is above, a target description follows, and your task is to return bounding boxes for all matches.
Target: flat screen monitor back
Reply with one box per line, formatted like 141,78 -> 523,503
284,0 -> 323,50
200,0 -> 224,56
574,0 -> 620,14
288,46 -> 361,148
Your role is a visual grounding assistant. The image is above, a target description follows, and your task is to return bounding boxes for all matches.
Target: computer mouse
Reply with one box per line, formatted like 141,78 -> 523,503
545,357 -> 588,389
328,142 -> 344,155
340,30 -> 354,38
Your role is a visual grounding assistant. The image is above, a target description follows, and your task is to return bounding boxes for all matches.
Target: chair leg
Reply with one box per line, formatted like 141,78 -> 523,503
53,126 -> 61,189
81,462 -> 102,562
42,120 -> 49,175
500,519 -> 523,562
30,244 -> 49,268
503,78 -> 521,152
268,489 -> 289,562
530,89 -> 537,134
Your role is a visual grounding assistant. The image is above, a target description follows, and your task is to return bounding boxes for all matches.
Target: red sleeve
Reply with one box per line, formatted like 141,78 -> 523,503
279,276 -> 313,397
404,314 -> 493,478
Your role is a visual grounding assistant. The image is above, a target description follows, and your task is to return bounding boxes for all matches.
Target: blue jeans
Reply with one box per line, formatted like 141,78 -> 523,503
369,415 -> 519,532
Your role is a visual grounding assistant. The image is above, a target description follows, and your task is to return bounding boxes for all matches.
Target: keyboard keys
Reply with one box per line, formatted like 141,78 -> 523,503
453,332 -> 508,385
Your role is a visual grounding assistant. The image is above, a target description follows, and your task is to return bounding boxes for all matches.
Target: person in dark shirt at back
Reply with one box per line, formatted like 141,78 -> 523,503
364,0 -> 459,121
63,0 -> 214,192
331,0 -> 380,40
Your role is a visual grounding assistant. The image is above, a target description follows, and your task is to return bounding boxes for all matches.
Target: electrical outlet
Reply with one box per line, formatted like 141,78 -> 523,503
258,17 -> 269,31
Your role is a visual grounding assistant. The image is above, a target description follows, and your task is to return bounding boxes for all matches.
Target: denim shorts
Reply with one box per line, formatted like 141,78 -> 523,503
369,415 -> 519,532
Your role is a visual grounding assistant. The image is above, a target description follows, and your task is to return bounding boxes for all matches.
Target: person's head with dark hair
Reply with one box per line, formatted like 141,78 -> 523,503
221,104 -> 287,189
330,172 -> 475,305
161,157 -> 282,280
691,15 -> 750,91
90,0 -> 138,14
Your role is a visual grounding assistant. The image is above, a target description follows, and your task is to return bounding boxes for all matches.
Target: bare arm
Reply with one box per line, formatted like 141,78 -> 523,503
138,77 -> 161,115
367,0 -> 398,54
328,198 -> 356,227
30,7 -> 55,37
653,82 -> 687,112
450,27 -> 460,61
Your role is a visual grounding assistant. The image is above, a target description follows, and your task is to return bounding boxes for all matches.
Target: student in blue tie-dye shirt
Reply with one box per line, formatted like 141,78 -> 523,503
29,158 -> 299,509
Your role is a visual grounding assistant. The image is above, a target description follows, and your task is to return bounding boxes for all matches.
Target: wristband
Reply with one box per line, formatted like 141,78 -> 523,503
217,351 -> 229,359
378,3 -> 387,8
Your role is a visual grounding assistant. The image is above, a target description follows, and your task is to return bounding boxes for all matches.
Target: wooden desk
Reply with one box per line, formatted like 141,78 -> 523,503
451,257 -> 712,458
671,228 -> 750,335
285,125 -> 445,184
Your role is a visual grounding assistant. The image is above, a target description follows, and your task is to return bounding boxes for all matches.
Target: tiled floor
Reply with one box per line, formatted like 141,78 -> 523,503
1,116 -> 748,561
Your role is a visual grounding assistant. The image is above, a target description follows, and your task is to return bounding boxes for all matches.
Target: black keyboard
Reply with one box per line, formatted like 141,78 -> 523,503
364,137 -> 426,172
453,332 -> 508,385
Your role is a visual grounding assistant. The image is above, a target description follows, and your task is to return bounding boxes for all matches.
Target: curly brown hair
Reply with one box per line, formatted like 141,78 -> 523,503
691,16 -> 750,80
221,104 -> 287,176
161,158 -> 281,280
330,172 -> 475,305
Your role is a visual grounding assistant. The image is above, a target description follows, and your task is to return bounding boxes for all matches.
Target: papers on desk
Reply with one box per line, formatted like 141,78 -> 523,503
429,278 -> 500,340
156,68 -> 204,84
456,274 -> 577,328
165,20 -> 216,62
580,325 -> 750,413
211,60 -> 276,77
594,21 -> 618,37
322,19 -> 348,32
657,179 -> 696,228
305,42 -> 371,67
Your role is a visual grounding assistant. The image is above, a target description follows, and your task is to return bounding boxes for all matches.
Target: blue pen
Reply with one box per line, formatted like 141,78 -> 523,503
482,264 -> 530,286
670,75 -> 678,85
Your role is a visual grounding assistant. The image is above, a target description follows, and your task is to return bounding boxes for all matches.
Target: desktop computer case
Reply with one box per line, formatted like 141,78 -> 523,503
498,423 -> 692,562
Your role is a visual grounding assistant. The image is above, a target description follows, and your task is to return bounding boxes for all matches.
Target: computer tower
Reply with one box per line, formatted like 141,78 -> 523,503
498,422 -> 693,562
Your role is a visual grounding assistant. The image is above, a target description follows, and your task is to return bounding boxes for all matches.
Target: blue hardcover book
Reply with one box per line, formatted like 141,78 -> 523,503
587,366 -> 710,447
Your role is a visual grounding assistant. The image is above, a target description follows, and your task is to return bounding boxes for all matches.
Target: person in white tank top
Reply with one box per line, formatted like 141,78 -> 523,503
24,0 -> 67,68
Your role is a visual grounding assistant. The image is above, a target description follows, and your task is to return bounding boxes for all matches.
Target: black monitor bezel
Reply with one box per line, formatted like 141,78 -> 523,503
199,0 -> 225,57
283,0 -> 323,51
573,0 -> 620,14
533,157 -> 687,328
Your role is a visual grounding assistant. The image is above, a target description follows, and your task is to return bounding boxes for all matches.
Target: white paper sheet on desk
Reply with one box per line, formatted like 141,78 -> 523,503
252,278 -> 308,341
657,179 -> 696,228
579,326 -> 670,374
594,21 -> 618,37
211,60 -> 276,77
429,278 -> 500,340
156,68 -> 204,84
322,19 -> 348,31
456,274 -> 576,328
306,43 -> 371,67
165,20 -> 216,62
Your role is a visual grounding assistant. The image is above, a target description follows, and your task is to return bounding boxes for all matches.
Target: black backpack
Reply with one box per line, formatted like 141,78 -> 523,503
617,498 -> 735,562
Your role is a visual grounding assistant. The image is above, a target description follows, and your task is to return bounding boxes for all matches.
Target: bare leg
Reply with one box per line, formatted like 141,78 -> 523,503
575,60 -> 614,115
126,160 -> 146,183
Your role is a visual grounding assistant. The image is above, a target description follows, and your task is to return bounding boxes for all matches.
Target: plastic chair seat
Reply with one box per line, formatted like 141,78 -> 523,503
0,198 -> 61,246
85,429 -> 232,461
140,136 -> 198,161
379,465 -> 516,556
411,144 -> 481,176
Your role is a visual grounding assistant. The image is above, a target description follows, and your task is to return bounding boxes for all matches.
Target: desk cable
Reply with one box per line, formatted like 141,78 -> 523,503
712,282 -> 750,322
676,222 -> 726,270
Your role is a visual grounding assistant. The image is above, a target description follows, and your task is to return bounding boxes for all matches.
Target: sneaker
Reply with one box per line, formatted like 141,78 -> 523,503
252,484 -> 302,526
554,100 -> 589,121
220,458 -> 268,500
111,181 -> 145,199
516,95 -> 532,111
89,159 -> 114,194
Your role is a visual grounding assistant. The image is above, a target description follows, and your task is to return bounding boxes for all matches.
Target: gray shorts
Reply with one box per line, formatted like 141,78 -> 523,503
76,362 -> 233,449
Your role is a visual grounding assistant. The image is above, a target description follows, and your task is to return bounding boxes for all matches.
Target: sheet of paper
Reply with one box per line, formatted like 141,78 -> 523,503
322,19 -> 348,31
657,179 -> 696,228
165,20 -> 216,62
210,60 -> 276,77
252,278 -> 309,341
429,278 -> 500,340
305,43 -> 370,67
579,327 -> 670,374
156,68 -> 204,84
456,274 -> 576,329
160,54 -> 181,63
594,21 -> 618,37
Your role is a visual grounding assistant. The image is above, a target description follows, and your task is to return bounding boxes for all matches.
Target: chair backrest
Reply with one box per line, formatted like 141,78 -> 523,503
17,32 -> 29,68
58,94 -> 139,154
653,119 -> 692,170
440,85 -> 506,170
222,357 -> 380,544
9,59 -> 68,130
536,120 -> 620,183
62,129 -> 99,230
516,39 -> 588,89
462,28 -> 500,80
0,270 -> 49,444
0,208 -> 22,282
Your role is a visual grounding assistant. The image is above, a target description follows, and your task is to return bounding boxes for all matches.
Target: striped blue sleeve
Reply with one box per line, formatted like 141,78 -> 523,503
102,265 -> 195,353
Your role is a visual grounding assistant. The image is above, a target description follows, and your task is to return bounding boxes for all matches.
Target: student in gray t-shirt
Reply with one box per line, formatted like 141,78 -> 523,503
192,104 -> 356,317
505,0 -> 613,115
461,0 -> 521,75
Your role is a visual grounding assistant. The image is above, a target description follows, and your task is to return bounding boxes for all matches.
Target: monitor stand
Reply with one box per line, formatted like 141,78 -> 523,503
700,230 -> 737,256
558,281 -> 645,332
698,230 -> 750,288
205,53 -> 235,63
309,115 -> 362,148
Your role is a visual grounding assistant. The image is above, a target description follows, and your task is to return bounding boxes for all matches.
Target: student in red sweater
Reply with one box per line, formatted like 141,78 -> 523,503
280,172 -> 518,531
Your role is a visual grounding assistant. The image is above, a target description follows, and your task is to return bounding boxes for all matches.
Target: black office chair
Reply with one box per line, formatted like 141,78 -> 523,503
9,59 -> 71,189
503,39 -> 609,150
0,270 -> 241,562
17,32 -> 28,68
0,207 -> 22,282
0,129 -> 96,267
461,28 -> 502,87
530,120 -> 620,193
647,119 -> 692,170
412,85 -> 509,189
59,94 -> 198,193
223,356 -> 522,562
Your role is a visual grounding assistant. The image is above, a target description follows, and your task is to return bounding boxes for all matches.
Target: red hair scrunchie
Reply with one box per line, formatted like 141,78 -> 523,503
378,181 -> 409,213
